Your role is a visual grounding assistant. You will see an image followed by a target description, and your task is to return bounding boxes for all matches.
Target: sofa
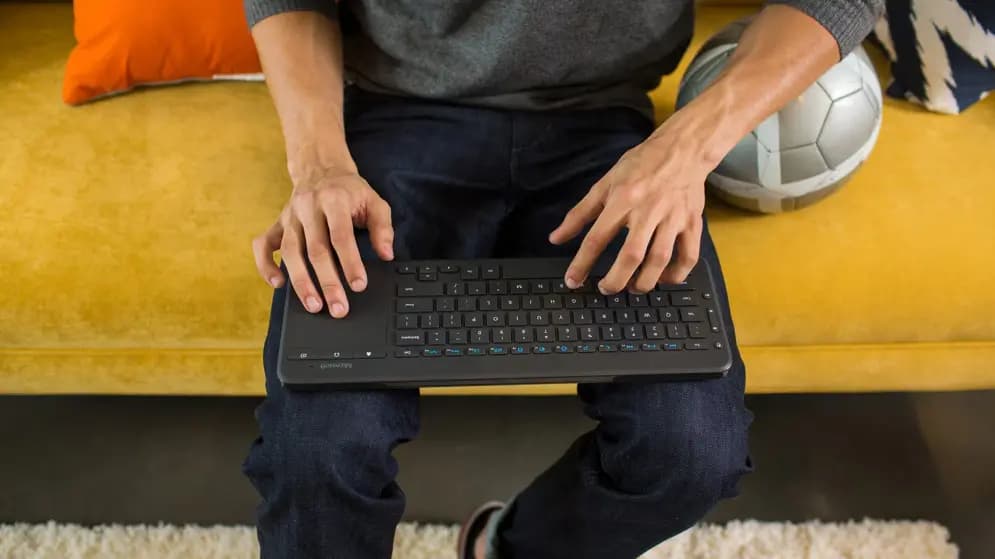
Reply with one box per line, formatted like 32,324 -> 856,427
2,2 -> 994,396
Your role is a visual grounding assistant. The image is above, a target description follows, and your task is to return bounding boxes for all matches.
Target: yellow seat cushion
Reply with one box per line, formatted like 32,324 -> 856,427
1,3 -> 993,395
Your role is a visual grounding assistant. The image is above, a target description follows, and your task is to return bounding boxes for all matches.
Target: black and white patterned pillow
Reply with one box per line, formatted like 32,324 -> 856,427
873,0 -> 995,114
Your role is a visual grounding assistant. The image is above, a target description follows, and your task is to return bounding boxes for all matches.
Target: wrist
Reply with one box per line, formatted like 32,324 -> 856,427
286,139 -> 358,185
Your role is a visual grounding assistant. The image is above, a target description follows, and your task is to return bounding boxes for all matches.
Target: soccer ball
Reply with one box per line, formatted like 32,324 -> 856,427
676,19 -> 883,213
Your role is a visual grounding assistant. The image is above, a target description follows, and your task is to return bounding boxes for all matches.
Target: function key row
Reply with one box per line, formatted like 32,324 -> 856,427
398,263 -> 501,280
395,341 -> 721,358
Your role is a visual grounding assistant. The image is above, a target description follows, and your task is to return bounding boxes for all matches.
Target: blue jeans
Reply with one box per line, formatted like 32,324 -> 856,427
243,89 -> 753,559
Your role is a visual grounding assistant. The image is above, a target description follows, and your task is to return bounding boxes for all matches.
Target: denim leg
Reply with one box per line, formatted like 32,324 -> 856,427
242,281 -> 420,559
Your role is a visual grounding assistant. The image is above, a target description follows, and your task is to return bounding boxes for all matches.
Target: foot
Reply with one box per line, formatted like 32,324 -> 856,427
457,501 -> 505,559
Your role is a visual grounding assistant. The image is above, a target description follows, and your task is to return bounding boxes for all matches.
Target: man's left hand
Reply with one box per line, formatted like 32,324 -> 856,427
549,120 -> 710,295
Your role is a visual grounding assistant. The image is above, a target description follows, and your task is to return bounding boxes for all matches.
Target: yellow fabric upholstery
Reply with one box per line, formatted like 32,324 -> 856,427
1,3 -> 993,395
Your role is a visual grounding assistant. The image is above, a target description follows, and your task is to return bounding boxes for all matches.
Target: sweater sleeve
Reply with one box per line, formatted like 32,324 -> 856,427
244,0 -> 338,27
767,0 -> 884,58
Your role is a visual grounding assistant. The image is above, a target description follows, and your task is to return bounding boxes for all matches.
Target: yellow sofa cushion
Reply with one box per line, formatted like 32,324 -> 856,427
2,3 -> 994,395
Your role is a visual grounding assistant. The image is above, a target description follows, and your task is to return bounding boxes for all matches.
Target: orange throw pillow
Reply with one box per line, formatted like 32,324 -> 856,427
63,0 -> 262,105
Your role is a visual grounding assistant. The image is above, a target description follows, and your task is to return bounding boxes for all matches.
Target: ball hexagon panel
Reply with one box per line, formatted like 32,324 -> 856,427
817,88 -> 878,169
778,84 -> 833,150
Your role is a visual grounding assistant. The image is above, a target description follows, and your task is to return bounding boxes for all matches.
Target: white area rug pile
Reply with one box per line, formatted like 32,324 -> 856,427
0,520 -> 958,558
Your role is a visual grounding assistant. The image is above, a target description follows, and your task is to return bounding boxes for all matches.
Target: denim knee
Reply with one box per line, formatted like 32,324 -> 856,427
244,388 -> 419,497
585,379 -> 752,502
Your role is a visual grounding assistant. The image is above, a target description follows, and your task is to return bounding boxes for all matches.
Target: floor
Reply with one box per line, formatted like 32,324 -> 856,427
0,391 -> 992,557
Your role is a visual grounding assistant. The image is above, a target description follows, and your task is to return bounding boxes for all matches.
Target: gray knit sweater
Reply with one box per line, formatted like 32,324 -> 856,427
245,0 -> 883,116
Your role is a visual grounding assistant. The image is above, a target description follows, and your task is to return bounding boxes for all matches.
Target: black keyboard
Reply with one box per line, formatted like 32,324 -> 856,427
278,257 -> 733,388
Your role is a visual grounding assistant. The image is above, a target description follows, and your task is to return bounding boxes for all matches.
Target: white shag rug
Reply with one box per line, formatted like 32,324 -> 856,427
0,520 -> 958,559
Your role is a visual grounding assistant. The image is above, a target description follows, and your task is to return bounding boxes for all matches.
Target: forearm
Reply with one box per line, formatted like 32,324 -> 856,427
250,10 -> 356,181
649,3 -> 875,170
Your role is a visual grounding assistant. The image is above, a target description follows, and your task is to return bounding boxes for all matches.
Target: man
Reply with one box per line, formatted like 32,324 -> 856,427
242,1 -> 882,557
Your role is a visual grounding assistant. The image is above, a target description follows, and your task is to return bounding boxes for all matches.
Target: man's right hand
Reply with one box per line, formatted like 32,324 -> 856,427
253,167 -> 395,318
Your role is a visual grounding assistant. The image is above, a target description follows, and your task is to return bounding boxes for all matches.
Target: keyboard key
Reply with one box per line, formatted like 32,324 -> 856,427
628,293 -> 647,307
398,283 -> 443,297
422,348 -> 443,357
479,296 -> 498,311
396,314 -> 418,329
557,326 -> 578,342
641,342 -> 661,351
419,313 -> 439,329
466,346 -> 486,356
419,265 -> 434,275
649,293 -> 668,307
543,295 -> 562,309
457,297 -> 476,311
445,281 -> 463,295
427,329 -> 446,345
492,327 -> 511,343
470,328 -> 489,344
465,313 -> 483,327
532,344 -> 552,354
436,297 -> 455,312
461,266 -> 479,280
595,310 -> 614,324
551,310 -> 570,325
564,295 -> 583,309
467,281 -> 486,296
624,325 -> 643,340
509,281 -> 529,294
707,308 -> 721,333
607,294 -> 626,308
448,329 -> 467,344
530,280 -> 550,294
486,312 -> 505,326
397,299 -> 433,313
585,295 -> 605,308
442,312 -> 461,328
355,350 -> 384,359
659,308 -> 678,322
664,342 -> 681,351
437,264 -> 457,274
530,311 -> 549,326
488,346 -> 507,355
445,347 -> 464,357
510,344 -> 529,355
601,326 -> 622,340
703,292 -> 713,300
395,348 -> 418,357
553,280 -> 570,293
554,344 -> 573,354
598,343 -> 617,353
645,324 -> 666,339
508,311 -> 528,326
488,281 -> 507,295
535,327 -> 555,342
418,271 -> 437,282
688,324 -> 707,338
514,327 -> 533,343
685,342 -> 708,350
500,296 -> 520,310
482,265 -> 501,280
523,296 -> 542,310
668,324 -> 687,339
620,342 -> 638,352
616,310 -> 636,324
680,307 -> 704,322
638,310 -> 656,323
396,264 -> 416,274
396,332 -> 424,346
670,293 -> 696,306
573,310 -> 593,325
579,326 -> 599,341
576,343 -> 597,353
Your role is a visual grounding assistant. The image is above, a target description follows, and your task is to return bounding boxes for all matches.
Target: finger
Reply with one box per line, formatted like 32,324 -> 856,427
252,221 -> 285,288
660,216 -> 702,284
298,207 -> 350,317
549,185 -> 605,245
281,221 -> 326,315
563,205 -> 626,289
631,221 -> 681,293
322,204 -> 367,293
366,196 -> 395,261
598,217 -> 657,295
